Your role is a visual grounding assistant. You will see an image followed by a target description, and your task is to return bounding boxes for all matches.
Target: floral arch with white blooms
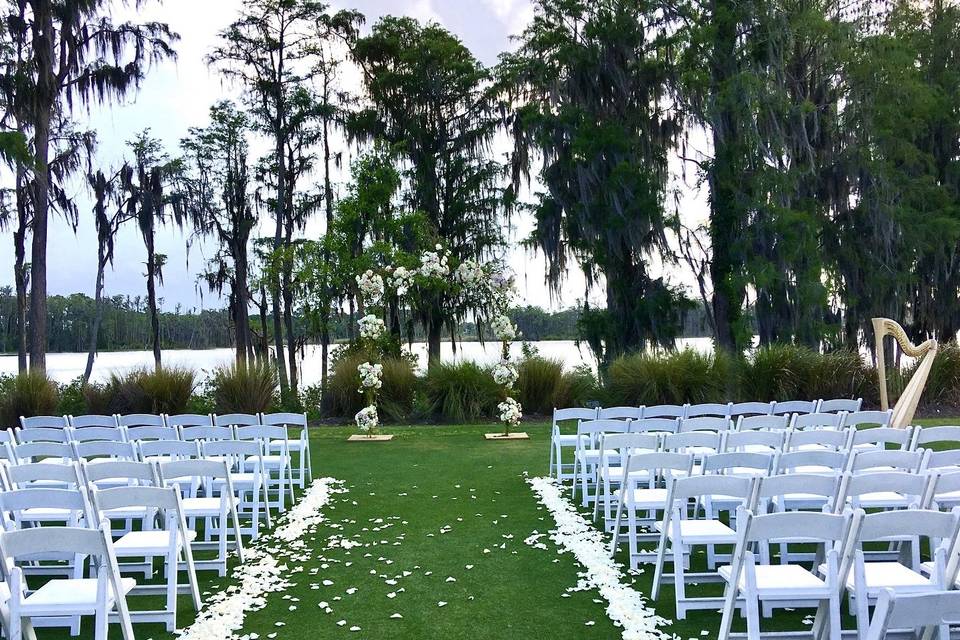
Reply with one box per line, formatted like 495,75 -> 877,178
353,245 -> 522,436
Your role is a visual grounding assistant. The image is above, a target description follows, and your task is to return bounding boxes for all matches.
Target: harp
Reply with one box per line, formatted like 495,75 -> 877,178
872,317 -> 938,429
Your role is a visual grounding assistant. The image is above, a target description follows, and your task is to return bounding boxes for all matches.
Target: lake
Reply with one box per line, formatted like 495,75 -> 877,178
0,338 -> 716,386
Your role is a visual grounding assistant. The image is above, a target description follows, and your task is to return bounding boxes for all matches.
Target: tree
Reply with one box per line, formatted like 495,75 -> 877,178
119,132 -> 185,369
4,0 -> 177,371
83,167 -> 126,383
500,0 -> 686,365
351,16 -> 506,366
182,101 -> 257,364
209,0 -> 361,402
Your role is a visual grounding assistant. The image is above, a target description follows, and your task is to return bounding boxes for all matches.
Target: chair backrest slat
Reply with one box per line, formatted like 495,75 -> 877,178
642,404 -> 685,419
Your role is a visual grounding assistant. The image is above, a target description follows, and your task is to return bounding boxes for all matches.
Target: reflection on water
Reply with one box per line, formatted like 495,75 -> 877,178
0,337 -> 718,386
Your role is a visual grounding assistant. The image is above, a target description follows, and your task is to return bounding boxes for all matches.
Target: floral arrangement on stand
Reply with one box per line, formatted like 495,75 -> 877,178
352,245 -> 522,438
354,270 -> 385,437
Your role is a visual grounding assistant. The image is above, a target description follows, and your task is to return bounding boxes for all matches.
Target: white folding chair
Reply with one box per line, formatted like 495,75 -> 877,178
785,427 -> 853,452
14,427 -> 68,444
651,474 -> 757,618
723,430 -> 785,455
0,525 -> 135,640
139,440 -> 200,464
791,411 -> 847,431
81,460 -> 158,490
72,441 -> 139,465
571,419 -> 629,504
833,508 -> 960,640
642,404 -> 685,419
597,406 -> 641,420
685,402 -> 732,418
756,474 -> 843,564
925,470 -> 960,512
180,425 -> 233,442
772,399 -> 818,416
262,412 -> 312,489
662,431 -> 721,475
90,485 -> 201,632
836,470 -> 932,513
68,415 -> 119,429
630,417 -> 680,434
164,413 -> 213,431
19,416 -> 68,430
736,414 -> 790,432
4,461 -> 82,491
927,449 -> 960,472
12,441 -> 73,465
844,409 -> 894,430
236,424 -> 294,511
817,398 -> 863,414
200,440 -> 271,539
846,449 -> 928,474
865,588 -> 960,640
850,426 -> 913,453
158,459 -> 246,576
610,451 -> 693,568
213,413 -> 260,429
117,414 -> 166,429
911,425 -> 960,452
125,425 -> 180,443
592,432 -> 661,526
679,416 -> 733,433
68,426 -> 128,443
730,401 -> 775,418
717,509 -> 858,640
777,449 -> 849,476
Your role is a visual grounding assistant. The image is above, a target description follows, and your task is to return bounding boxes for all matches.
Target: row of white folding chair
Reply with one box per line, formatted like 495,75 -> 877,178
16,411 -> 313,489
0,458 -> 247,577
7,429 -> 294,513
591,432 -> 933,524
548,400 -> 863,479
573,419 -> 906,508
714,506 -> 960,640
0,481 -> 201,633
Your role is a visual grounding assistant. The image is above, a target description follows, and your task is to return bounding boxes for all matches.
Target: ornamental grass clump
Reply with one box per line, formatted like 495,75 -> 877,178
0,370 -> 60,427
211,360 -> 278,413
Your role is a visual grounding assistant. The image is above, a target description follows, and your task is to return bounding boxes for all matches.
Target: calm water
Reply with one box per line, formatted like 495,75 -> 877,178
0,338 -> 715,386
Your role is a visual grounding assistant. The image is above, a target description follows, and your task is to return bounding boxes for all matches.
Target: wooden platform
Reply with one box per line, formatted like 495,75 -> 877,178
347,434 -> 395,442
483,432 -> 530,441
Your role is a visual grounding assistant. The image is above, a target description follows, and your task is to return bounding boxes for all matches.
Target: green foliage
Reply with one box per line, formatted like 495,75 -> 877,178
422,361 -> 501,423
605,349 -> 727,406
517,357 -> 599,415
57,378 -> 87,416
918,342 -> 960,406
0,371 -> 60,427
82,367 -> 196,415
327,352 -> 418,422
211,360 -> 278,414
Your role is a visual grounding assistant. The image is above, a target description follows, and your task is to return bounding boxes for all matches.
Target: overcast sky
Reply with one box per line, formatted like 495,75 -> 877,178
1,0 -> 706,313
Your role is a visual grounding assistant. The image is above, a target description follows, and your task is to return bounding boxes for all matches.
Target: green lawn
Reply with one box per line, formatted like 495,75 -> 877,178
36,417 -> 960,639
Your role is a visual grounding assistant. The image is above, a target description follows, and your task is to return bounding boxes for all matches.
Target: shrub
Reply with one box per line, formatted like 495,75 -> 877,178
516,357 -> 600,415
211,360 -> 278,414
57,377 -> 87,416
807,349 -> 873,401
0,370 -> 60,427
605,349 -> 726,406
740,344 -> 815,401
422,360 -> 501,423
910,341 -> 960,406
86,366 -> 196,415
327,352 -> 418,422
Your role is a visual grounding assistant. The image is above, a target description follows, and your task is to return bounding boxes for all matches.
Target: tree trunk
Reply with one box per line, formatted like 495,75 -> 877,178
145,231 -> 162,369
707,0 -> 746,354
14,169 -> 29,373
82,250 -> 108,384
27,0 -> 55,372
233,248 -> 252,364
427,310 -> 443,369
320,95 -> 335,414
283,270 -> 298,397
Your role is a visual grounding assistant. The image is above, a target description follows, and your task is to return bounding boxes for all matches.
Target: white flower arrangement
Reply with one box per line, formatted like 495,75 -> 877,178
357,361 -> 383,393
498,397 -> 523,426
492,361 -> 519,388
358,314 -> 385,340
389,265 -> 415,296
418,245 -> 450,280
491,314 -> 517,342
527,476 -> 672,640
356,270 -> 384,307
355,405 -> 379,432
455,259 -> 484,288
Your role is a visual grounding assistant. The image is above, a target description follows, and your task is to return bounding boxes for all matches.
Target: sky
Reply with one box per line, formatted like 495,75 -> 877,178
0,0 -> 707,313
